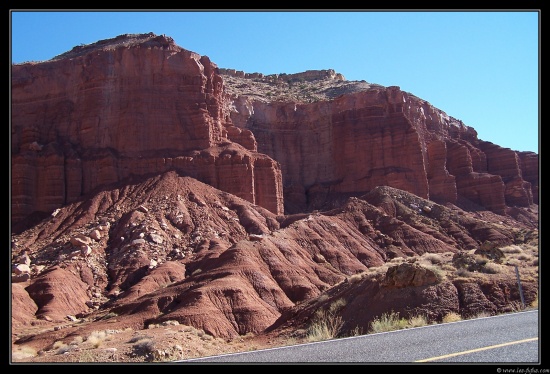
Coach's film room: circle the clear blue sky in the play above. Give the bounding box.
[10,10,539,153]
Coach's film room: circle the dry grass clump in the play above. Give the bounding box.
[51,339,77,355]
[132,338,155,355]
[70,336,84,345]
[317,293,330,302]
[181,325,204,335]
[530,295,539,308]
[87,330,107,348]
[328,298,347,313]
[441,263,456,272]
[407,315,430,328]
[348,273,363,283]
[52,340,66,350]
[506,258,522,267]
[473,311,492,318]
[128,334,153,344]
[306,298,347,342]
[369,311,428,333]
[306,310,344,342]
[481,262,503,274]
[422,253,444,265]
[515,253,534,262]
[425,264,447,282]
[455,267,474,278]
[500,244,524,254]
[442,312,462,323]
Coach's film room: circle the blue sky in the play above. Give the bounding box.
[10,10,539,153]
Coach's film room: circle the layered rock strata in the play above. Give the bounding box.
[11,32,538,227]
[11,33,284,226]
[225,80,538,214]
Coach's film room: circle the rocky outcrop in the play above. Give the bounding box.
[11,33,538,226]
[10,171,537,341]
[225,82,538,215]
[24,266,90,322]
[219,68,345,82]
[11,33,284,228]
[518,151,539,204]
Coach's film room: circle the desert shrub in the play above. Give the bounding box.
[161,320,180,326]
[132,338,155,355]
[482,262,502,274]
[506,258,521,267]
[182,325,196,333]
[328,298,347,314]
[455,267,473,278]
[474,255,488,266]
[99,312,118,320]
[52,340,66,350]
[500,245,523,254]
[348,273,363,283]
[70,336,84,345]
[507,301,525,312]
[423,253,444,265]
[442,312,462,323]
[346,325,364,337]
[473,311,492,318]
[317,294,329,303]
[441,263,456,272]
[407,314,429,328]
[77,350,109,363]
[389,256,405,264]
[530,294,539,308]
[368,311,428,333]
[306,301,347,342]
[369,311,409,333]
[516,253,532,261]
[426,265,446,282]
[128,335,153,344]
[87,331,107,348]
[306,309,344,342]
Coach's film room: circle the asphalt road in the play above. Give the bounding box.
[176,310,540,364]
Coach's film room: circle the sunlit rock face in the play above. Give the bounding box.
[11,32,537,227]
[11,33,284,225]
[227,83,537,214]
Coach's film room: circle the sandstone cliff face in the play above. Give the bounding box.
[11,33,538,226]
[226,84,537,215]
[11,33,284,226]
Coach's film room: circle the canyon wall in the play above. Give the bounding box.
[11,33,538,226]
[11,33,284,226]
[227,85,537,215]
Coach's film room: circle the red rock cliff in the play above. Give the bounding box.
[11,33,284,225]
[11,33,538,226]
[227,84,537,214]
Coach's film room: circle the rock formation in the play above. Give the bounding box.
[10,33,538,360]
[11,33,284,229]
[224,81,537,215]
[10,170,538,343]
[12,32,537,228]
